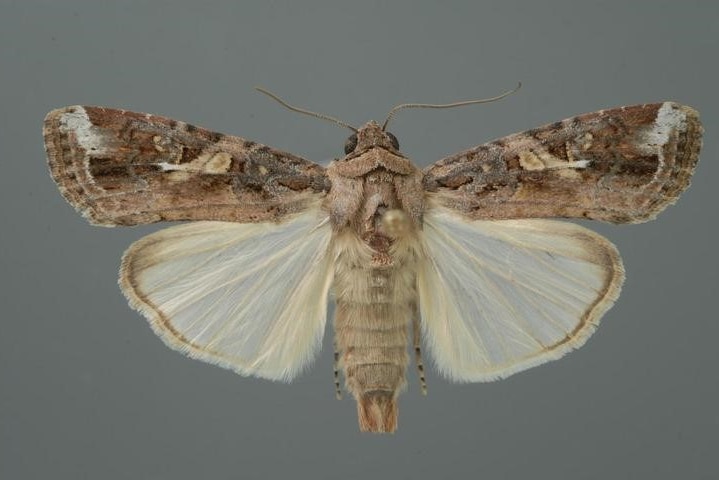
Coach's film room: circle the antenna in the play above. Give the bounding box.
[382,82,522,130]
[255,87,358,133]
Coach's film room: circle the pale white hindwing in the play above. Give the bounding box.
[120,208,334,382]
[417,204,625,382]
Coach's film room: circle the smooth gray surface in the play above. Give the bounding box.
[1,2,717,479]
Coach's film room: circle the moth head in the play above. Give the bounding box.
[344,121,400,155]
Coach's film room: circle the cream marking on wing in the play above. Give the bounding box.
[518,151,545,170]
[158,151,233,177]
[518,150,591,172]
[152,135,166,152]
[166,171,192,182]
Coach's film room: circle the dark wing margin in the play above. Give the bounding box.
[423,102,702,223]
[44,106,330,226]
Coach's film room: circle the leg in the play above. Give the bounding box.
[334,341,342,400]
[412,315,427,395]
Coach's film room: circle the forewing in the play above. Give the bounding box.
[120,207,334,381]
[424,102,702,223]
[44,106,329,226]
[417,204,624,382]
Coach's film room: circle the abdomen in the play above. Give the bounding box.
[332,233,418,433]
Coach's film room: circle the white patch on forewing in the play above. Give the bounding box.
[567,159,591,168]
[653,102,687,144]
[639,102,687,177]
[157,162,178,171]
[554,159,590,179]
[59,107,109,154]
[639,102,686,155]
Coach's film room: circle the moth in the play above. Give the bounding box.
[44,94,702,433]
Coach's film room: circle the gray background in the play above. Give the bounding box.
[1,1,717,479]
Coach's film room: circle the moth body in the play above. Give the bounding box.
[328,122,425,432]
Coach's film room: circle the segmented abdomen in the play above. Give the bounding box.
[333,237,418,433]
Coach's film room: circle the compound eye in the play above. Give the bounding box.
[385,131,400,150]
[344,133,358,154]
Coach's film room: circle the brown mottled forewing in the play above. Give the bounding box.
[44,106,329,226]
[424,102,702,223]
